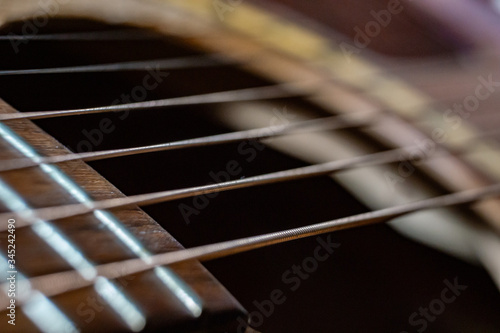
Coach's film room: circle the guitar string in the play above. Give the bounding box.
[0,37,497,131]
[0,67,497,123]
[0,143,482,231]
[0,74,494,122]
[0,108,498,174]
[0,62,497,175]
[0,51,490,77]
[0,54,239,76]
[0,26,499,312]
[0,37,497,333]
[0,83,306,121]
[1,29,498,122]
[0,7,498,331]
[0,112,375,172]
[0,29,164,41]
[0,33,497,229]
[1,30,497,75]
[1,183,499,308]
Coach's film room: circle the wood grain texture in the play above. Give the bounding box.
[0,1,499,332]
[0,100,247,332]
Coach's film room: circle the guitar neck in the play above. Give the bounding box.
[0,1,499,332]
[0,101,246,332]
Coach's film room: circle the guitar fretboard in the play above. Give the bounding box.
[1,1,500,332]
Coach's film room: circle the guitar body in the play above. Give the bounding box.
[0,1,499,332]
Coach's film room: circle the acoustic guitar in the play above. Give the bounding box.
[0,0,499,332]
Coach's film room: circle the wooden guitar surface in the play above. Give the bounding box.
[0,1,499,332]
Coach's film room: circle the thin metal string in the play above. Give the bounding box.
[2,183,498,308]
[1,30,497,76]
[0,71,495,123]
[0,77,484,123]
[0,28,497,322]
[0,29,163,41]
[0,54,236,76]
[0,145,458,231]
[0,108,497,174]
[0,47,496,124]
[0,112,375,172]
[0,27,498,309]
[0,83,305,121]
